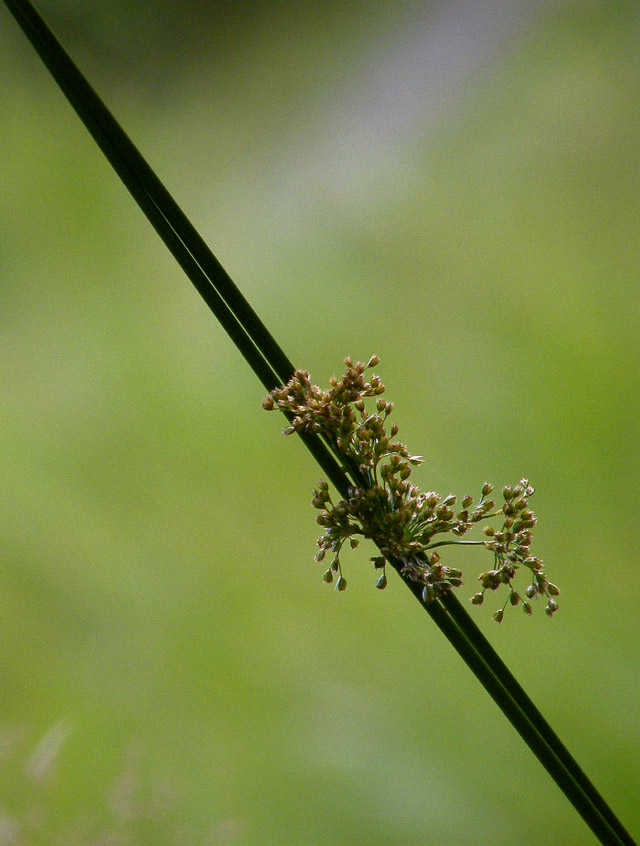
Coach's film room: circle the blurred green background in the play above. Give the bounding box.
[1,1,639,843]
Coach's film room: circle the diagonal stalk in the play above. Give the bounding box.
[3,1,636,843]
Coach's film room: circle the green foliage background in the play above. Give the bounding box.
[1,2,638,843]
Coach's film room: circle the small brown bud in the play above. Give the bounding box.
[336,575,347,591]
[375,573,387,590]
[493,609,504,623]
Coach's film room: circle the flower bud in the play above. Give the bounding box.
[336,575,347,591]
[482,482,493,496]
[492,609,504,623]
[375,573,387,590]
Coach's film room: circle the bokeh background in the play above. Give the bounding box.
[1,1,639,843]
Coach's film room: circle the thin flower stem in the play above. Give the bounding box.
[3,2,635,843]
[1,0,294,388]
[412,586,629,846]
[438,589,637,846]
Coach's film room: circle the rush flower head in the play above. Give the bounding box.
[264,357,558,621]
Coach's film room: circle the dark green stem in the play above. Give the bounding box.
[3,1,635,843]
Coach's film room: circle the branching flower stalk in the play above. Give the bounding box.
[7,3,636,841]
[264,356,559,621]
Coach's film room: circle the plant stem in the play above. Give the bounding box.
[3,1,635,843]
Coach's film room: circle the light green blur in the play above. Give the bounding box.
[1,2,638,844]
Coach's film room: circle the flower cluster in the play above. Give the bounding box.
[263,356,559,620]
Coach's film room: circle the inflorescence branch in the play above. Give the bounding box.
[263,356,559,621]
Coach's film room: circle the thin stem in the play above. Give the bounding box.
[439,590,636,846]
[1,0,353,501]
[3,2,635,843]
